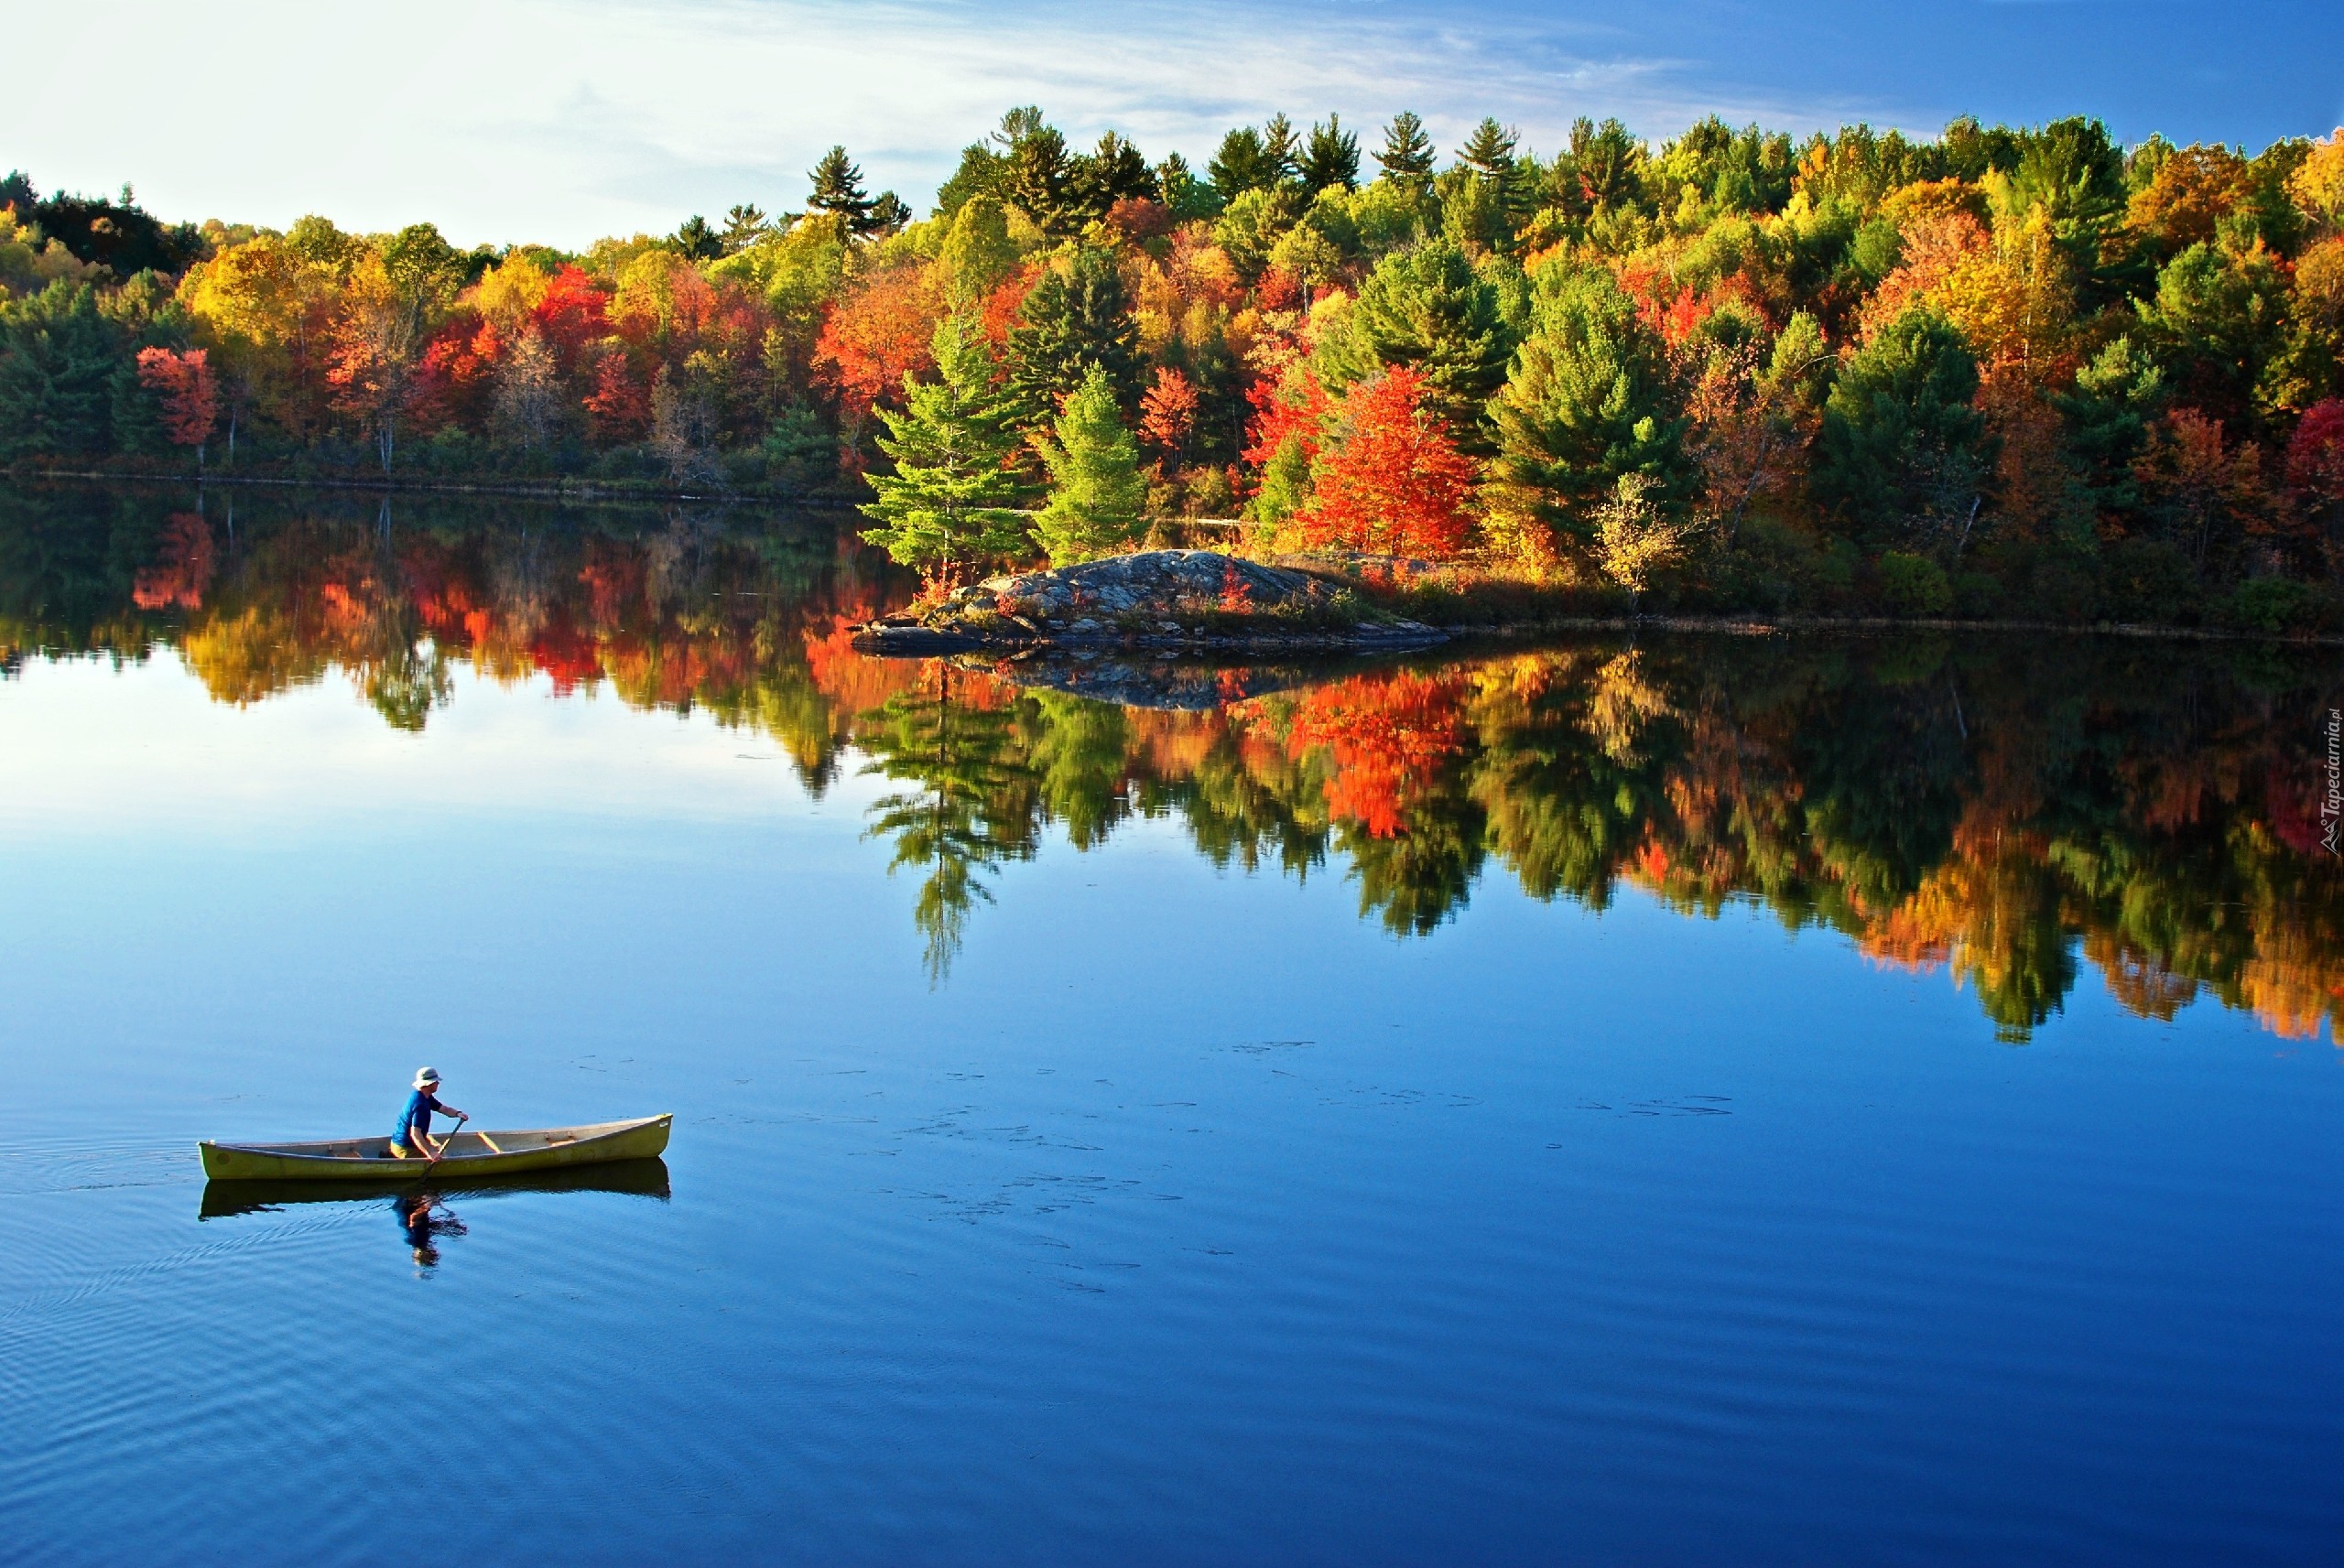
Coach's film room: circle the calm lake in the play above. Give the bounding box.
[4,483,2340,1565]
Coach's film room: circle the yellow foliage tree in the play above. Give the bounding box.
[2288,128,2344,229]
[179,234,341,451]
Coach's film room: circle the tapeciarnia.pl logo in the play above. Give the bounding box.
[2324,708,2341,855]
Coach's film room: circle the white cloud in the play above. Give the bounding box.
[1,0,1916,247]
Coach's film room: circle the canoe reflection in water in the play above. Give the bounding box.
[198,1159,672,1269]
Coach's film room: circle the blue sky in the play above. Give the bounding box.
[7,0,2340,248]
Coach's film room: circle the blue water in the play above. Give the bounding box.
[4,521,2343,1562]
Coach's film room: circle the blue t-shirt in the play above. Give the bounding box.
[394,1089,446,1144]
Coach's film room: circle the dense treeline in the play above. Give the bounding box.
[5,486,2336,1033]
[5,107,2344,624]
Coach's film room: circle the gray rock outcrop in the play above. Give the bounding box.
[853,549,1448,656]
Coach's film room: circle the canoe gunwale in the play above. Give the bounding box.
[199,1114,671,1182]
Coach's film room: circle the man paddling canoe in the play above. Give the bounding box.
[389,1067,469,1161]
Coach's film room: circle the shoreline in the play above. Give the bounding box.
[852,547,2344,656]
[857,611,2344,658]
[1438,611,2344,648]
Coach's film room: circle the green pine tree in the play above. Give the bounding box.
[1003,246,1140,437]
[671,214,722,261]
[999,123,1074,235]
[858,666,1040,984]
[1314,238,1515,449]
[1301,115,1362,193]
[1208,126,1279,200]
[1261,114,1303,186]
[858,316,1027,582]
[1548,118,1647,219]
[1486,262,1691,546]
[934,142,1006,218]
[1811,306,1990,547]
[1456,118,1519,179]
[808,146,878,234]
[2051,335,2165,523]
[1156,153,1221,221]
[1031,362,1146,565]
[719,204,769,253]
[0,282,124,460]
[1441,119,1534,253]
[1066,131,1157,227]
[1374,112,1438,188]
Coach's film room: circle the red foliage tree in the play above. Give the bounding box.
[583,347,652,443]
[1138,367,1199,464]
[531,264,612,369]
[1241,360,1328,471]
[1617,265,1765,354]
[2289,399,2344,511]
[1253,266,1305,313]
[1104,198,1174,241]
[526,609,603,696]
[2137,406,2278,567]
[136,347,219,465]
[578,539,648,626]
[1292,367,1477,557]
[414,316,503,432]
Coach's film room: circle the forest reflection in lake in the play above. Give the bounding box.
[7,481,2340,1044]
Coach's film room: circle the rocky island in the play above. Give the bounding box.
[852,549,1450,656]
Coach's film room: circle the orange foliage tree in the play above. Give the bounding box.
[2136,407,2274,570]
[1291,366,1477,557]
[2126,146,2253,256]
[815,263,945,452]
[1138,366,1199,465]
[136,347,219,466]
[1859,211,1990,340]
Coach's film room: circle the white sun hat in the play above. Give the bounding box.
[413,1067,441,1088]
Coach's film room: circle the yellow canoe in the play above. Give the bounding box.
[199,1115,672,1182]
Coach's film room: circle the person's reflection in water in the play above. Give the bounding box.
[397,1194,467,1271]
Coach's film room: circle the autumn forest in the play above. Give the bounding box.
[5,106,2344,627]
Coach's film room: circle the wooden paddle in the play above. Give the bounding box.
[427,1113,469,1164]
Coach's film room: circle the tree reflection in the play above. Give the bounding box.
[844,639,2344,1042]
[7,483,2343,1041]
[859,665,1036,983]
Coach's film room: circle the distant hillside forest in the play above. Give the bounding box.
[5,108,2344,627]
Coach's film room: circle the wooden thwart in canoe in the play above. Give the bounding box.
[199,1115,672,1182]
